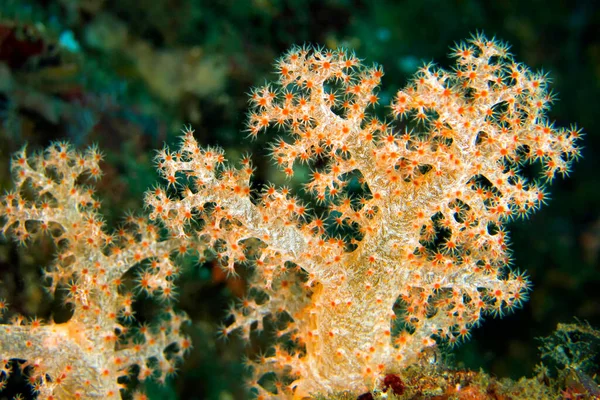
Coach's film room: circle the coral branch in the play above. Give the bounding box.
[0,143,191,399]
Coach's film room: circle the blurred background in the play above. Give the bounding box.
[0,0,598,398]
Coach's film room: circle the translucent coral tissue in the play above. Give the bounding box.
[0,33,581,399]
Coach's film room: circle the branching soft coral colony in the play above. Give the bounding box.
[230,34,579,397]
[0,33,581,399]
